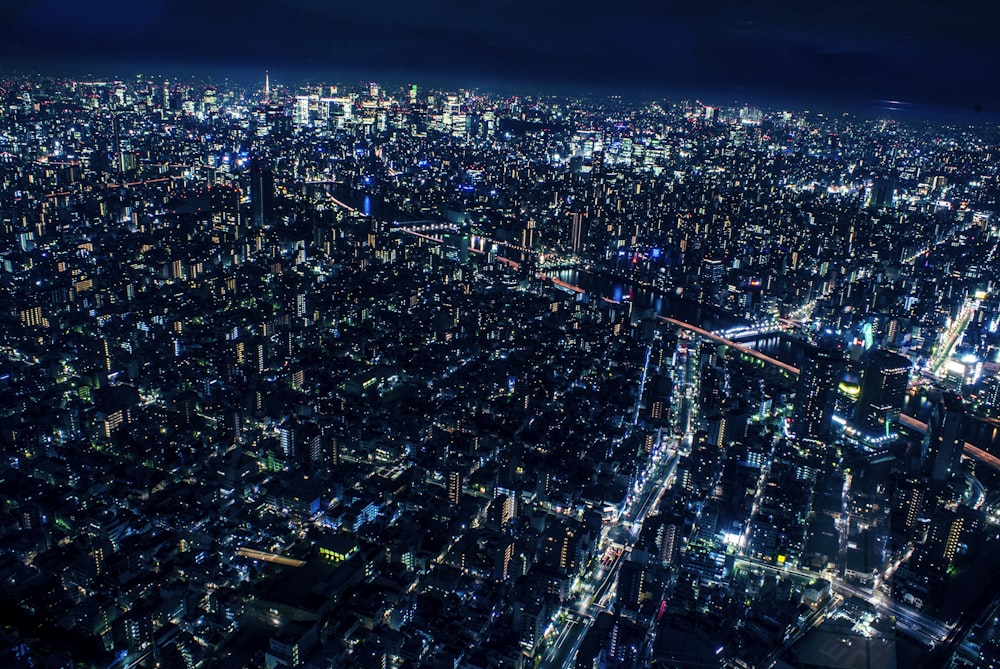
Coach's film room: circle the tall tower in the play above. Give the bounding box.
[924,391,966,482]
[248,157,275,228]
[264,70,270,103]
[113,115,125,177]
[569,212,586,254]
[793,346,844,441]
[856,349,911,435]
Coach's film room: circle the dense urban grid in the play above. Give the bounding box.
[2,73,1000,669]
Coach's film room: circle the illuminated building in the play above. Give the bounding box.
[856,349,911,435]
[317,535,359,563]
[793,346,844,442]
[891,475,925,538]
[447,470,462,505]
[293,95,311,127]
[540,522,580,575]
[703,258,725,283]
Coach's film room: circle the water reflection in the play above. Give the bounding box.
[553,268,742,333]
[903,389,1000,452]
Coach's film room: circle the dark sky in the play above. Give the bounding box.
[2,0,999,113]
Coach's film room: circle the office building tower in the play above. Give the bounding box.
[248,157,275,227]
[924,391,966,482]
[856,349,911,435]
[293,95,311,127]
[793,346,844,441]
[112,115,126,176]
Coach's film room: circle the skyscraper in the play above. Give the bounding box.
[793,346,844,441]
[924,391,966,482]
[569,211,586,254]
[248,157,275,227]
[856,349,911,435]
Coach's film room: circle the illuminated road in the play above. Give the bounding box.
[632,344,654,429]
[735,555,951,648]
[540,553,623,669]
[538,336,680,668]
[538,447,679,669]
[927,296,978,376]
[235,547,306,567]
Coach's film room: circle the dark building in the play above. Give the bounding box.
[924,391,966,482]
[615,560,646,617]
[856,349,911,435]
[793,346,844,442]
[870,174,897,209]
[248,156,275,227]
[890,474,925,539]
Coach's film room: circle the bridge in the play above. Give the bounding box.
[657,316,800,375]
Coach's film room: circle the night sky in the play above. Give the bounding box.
[3,0,1000,113]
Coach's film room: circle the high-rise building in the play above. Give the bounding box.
[703,258,725,283]
[540,522,579,575]
[615,560,645,616]
[793,346,844,441]
[924,391,966,482]
[655,515,683,565]
[856,349,911,435]
[292,95,308,126]
[447,470,462,505]
[569,212,586,254]
[891,474,925,538]
[248,157,275,227]
[921,508,974,571]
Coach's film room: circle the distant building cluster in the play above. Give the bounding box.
[1,73,1000,669]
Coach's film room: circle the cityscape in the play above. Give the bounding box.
[1,70,1000,669]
